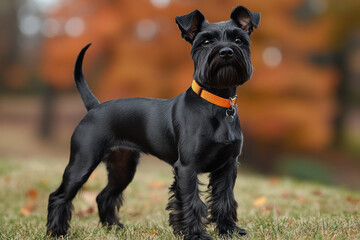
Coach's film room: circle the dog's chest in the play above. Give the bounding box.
[212,118,241,144]
[196,119,243,172]
[197,138,241,173]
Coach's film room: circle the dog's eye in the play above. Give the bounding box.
[235,38,242,44]
[202,39,211,46]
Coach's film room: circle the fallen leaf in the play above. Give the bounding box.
[76,206,95,217]
[87,206,94,214]
[20,204,37,216]
[260,205,282,214]
[148,181,166,189]
[253,196,266,206]
[296,197,309,204]
[312,189,323,196]
[269,177,280,186]
[151,231,157,235]
[281,191,298,199]
[27,188,38,201]
[4,176,11,184]
[20,207,30,216]
[346,195,360,204]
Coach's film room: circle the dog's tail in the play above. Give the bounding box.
[74,43,100,111]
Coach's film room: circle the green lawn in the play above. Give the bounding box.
[0,156,359,239]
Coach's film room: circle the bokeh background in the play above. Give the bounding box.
[0,0,359,188]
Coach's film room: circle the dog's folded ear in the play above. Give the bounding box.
[175,10,205,44]
[230,6,260,35]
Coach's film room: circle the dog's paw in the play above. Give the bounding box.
[184,232,213,240]
[103,221,124,231]
[233,226,247,236]
[113,221,124,230]
[46,229,67,238]
[219,225,247,237]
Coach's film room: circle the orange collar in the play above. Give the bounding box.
[191,80,237,108]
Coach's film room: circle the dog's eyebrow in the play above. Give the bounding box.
[225,29,250,45]
[225,29,244,38]
[196,31,220,40]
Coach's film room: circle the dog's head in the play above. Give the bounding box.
[176,6,260,89]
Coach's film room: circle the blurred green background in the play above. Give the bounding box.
[0,0,359,188]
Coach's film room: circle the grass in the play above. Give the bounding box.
[0,156,359,239]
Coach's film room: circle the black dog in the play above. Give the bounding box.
[46,5,260,240]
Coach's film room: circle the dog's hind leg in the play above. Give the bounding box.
[96,149,139,229]
[166,169,183,234]
[46,131,104,237]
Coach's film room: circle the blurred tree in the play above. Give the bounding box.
[0,0,23,90]
[327,0,360,153]
[307,0,360,151]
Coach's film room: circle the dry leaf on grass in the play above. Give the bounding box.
[20,204,37,216]
[259,204,282,214]
[4,176,11,184]
[76,206,95,218]
[269,177,280,186]
[296,197,310,204]
[346,195,360,204]
[27,188,38,200]
[312,189,323,196]
[253,196,266,206]
[281,190,298,198]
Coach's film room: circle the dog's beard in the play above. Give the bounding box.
[209,64,242,89]
[204,47,252,89]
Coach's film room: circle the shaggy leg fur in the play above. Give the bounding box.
[167,162,212,240]
[166,172,183,234]
[46,147,102,237]
[96,149,139,228]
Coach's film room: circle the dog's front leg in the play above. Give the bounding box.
[168,160,212,240]
[208,159,247,237]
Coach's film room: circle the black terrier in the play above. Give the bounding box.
[46,5,260,240]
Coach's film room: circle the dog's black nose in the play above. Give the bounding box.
[219,47,234,59]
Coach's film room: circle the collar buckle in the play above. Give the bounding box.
[229,96,237,108]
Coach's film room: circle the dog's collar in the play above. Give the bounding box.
[191,80,237,108]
